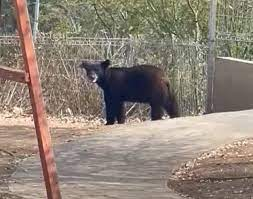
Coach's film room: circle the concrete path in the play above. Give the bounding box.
[9,110,253,199]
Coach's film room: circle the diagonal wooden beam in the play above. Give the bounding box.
[0,65,30,83]
[13,0,62,199]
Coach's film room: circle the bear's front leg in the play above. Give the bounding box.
[104,94,116,125]
[105,103,116,125]
[116,102,126,124]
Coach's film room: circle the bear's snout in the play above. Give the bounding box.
[87,72,98,83]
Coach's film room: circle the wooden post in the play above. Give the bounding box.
[13,0,62,198]
[206,0,217,113]
[0,65,30,83]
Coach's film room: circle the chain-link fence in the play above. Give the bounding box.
[216,0,253,60]
[0,35,207,119]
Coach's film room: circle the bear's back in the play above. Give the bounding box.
[104,65,168,103]
[107,65,165,82]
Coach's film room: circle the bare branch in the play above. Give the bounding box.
[92,3,113,38]
[186,0,197,16]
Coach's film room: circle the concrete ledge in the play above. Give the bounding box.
[213,57,253,112]
[218,57,253,65]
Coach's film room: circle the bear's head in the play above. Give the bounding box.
[79,59,111,83]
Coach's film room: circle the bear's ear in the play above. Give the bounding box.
[101,59,111,68]
[79,61,88,69]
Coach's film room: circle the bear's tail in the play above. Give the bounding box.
[165,81,180,118]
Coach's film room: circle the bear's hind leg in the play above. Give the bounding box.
[150,104,163,120]
[163,99,179,118]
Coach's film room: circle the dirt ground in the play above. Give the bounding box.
[0,112,106,199]
[168,138,253,199]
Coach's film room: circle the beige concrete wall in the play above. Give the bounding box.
[213,57,253,112]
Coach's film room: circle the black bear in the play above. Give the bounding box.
[80,59,179,125]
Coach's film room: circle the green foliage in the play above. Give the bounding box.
[34,0,209,40]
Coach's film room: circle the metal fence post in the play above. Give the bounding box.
[206,0,217,113]
[33,0,40,40]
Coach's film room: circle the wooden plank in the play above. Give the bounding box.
[0,65,29,83]
[13,1,62,199]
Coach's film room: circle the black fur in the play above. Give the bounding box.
[80,60,179,125]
